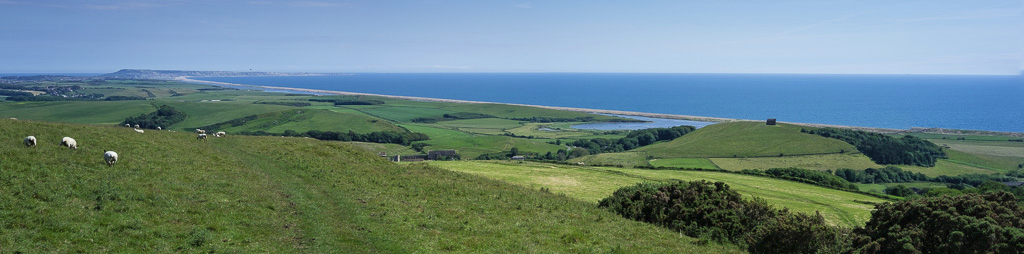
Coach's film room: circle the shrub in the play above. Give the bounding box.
[853,192,1024,253]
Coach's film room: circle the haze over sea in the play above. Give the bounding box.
[196,73,1024,133]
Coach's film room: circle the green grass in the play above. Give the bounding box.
[902,160,1000,177]
[944,149,1024,172]
[400,124,564,159]
[0,119,737,253]
[354,106,455,123]
[649,158,720,169]
[0,101,157,125]
[907,133,1021,141]
[570,152,652,167]
[507,123,603,139]
[855,182,949,194]
[636,122,856,158]
[709,153,883,171]
[208,109,404,134]
[431,161,888,227]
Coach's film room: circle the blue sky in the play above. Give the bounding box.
[1,0,1021,74]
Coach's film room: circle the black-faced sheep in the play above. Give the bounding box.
[24,136,36,147]
[157,126,162,130]
[197,133,208,140]
[134,124,140,128]
[196,129,206,134]
[215,131,226,137]
[125,124,131,127]
[60,137,77,150]
[104,151,118,167]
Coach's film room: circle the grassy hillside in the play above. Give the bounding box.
[1,119,736,252]
[431,161,889,227]
[636,121,856,158]
[197,109,405,134]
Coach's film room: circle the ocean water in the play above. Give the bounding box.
[196,73,1024,133]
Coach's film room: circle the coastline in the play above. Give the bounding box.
[177,77,1021,137]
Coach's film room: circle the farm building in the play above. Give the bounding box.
[766,118,777,125]
[427,150,458,160]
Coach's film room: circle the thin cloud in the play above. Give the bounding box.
[290,1,351,7]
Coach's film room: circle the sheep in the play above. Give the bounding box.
[196,129,206,134]
[125,123,131,127]
[134,124,140,128]
[60,137,77,150]
[197,133,208,140]
[24,136,36,147]
[134,128,144,133]
[104,151,118,167]
[215,131,226,137]
[157,126,162,130]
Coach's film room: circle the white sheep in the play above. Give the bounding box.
[104,151,118,167]
[125,124,131,127]
[134,128,145,133]
[197,133,208,140]
[24,136,36,147]
[215,131,226,137]
[196,129,206,134]
[134,124,140,128]
[157,126,162,130]
[60,137,77,150]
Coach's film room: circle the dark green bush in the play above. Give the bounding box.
[854,192,1024,253]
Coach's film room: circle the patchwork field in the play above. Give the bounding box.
[648,158,719,169]
[430,161,889,227]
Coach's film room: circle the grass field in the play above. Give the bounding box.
[430,161,889,227]
[569,152,652,167]
[636,121,856,158]
[0,119,737,253]
[399,124,564,159]
[0,101,157,125]
[208,109,404,134]
[709,153,882,171]
[855,182,949,194]
[649,158,720,169]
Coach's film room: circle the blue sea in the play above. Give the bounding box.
[195,73,1024,133]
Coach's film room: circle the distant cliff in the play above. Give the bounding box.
[100,69,327,80]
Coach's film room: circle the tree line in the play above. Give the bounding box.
[803,128,946,167]
[570,125,696,154]
[241,129,429,146]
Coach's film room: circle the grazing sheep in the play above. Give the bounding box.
[125,124,131,127]
[196,129,206,134]
[60,137,77,150]
[134,124,140,128]
[134,128,144,133]
[24,136,36,147]
[157,126,162,130]
[197,133,208,140]
[215,131,226,137]
[104,151,118,167]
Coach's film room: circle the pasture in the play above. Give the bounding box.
[0,119,735,253]
[431,160,889,227]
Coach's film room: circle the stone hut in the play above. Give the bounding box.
[766,118,777,125]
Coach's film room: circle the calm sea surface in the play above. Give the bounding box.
[196,73,1024,133]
